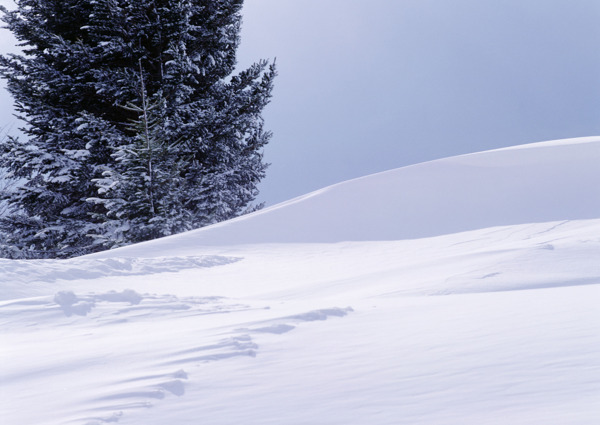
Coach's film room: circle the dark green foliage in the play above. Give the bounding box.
[0,0,275,258]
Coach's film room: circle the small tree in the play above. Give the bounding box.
[0,0,276,258]
[89,62,190,248]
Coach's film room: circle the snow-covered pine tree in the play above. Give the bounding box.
[0,0,275,258]
[89,62,190,247]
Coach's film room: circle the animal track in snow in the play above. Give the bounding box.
[161,334,259,367]
[1,289,353,425]
[0,289,249,329]
[237,307,354,336]
[83,370,189,424]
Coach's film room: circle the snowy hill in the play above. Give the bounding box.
[2,137,600,425]
[86,136,600,252]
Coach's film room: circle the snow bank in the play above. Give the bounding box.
[92,136,600,257]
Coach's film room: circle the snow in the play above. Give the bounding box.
[83,136,600,252]
[2,136,600,424]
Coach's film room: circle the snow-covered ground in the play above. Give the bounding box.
[2,137,600,424]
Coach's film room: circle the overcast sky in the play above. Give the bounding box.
[1,1,599,205]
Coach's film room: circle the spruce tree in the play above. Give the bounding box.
[0,0,276,258]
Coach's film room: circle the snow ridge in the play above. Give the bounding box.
[0,255,240,296]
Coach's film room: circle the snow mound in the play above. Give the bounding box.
[93,136,600,257]
[3,137,600,425]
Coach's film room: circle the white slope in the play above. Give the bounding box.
[83,135,600,254]
[2,137,600,425]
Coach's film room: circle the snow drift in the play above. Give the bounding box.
[90,136,600,257]
[2,137,600,425]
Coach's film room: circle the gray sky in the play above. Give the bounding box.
[1,0,599,205]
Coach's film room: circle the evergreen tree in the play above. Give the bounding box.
[0,0,275,258]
